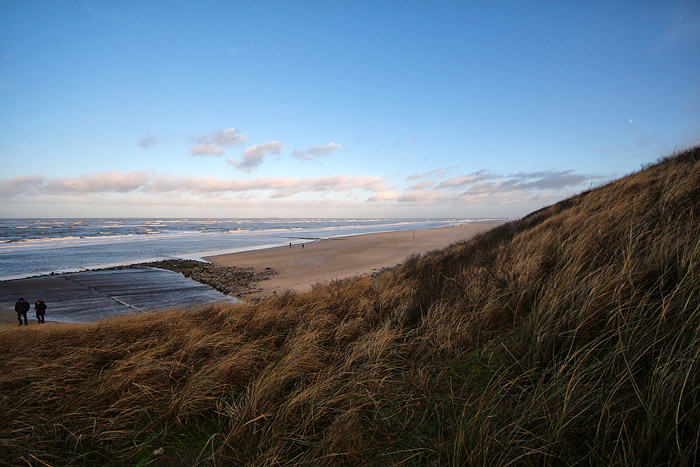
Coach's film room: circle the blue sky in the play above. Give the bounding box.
[1,1,699,218]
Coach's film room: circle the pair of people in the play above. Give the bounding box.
[14,298,47,326]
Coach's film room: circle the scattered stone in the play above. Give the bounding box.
[118,259,277,298]
[1,259,277,300]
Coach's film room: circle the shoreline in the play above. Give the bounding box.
[1,219,502,282]
[1,222,504,325]
[206,222,503,299]
[0,220,506,284]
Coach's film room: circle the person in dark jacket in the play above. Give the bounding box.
[15,298,29,326]
[35,300,47,324]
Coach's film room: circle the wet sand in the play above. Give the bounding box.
[0,268,239,327]
[207,222,502,298]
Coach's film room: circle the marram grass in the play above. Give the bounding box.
[1,147,699,466]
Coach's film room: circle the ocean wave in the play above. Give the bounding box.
[0,219,491,278]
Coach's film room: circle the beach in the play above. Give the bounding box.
[0,268,239,327]
[206,222,502,298]
[1,222,502,326]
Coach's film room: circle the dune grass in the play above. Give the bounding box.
[1,146,699,465]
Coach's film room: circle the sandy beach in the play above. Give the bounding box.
[206,222,502,298]
[1,222,502,326]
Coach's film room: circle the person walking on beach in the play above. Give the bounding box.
[35,300,47,324]
[15,298,29,326]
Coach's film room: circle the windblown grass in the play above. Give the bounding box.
[1,146,699,465]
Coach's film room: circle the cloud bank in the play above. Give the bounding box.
[0,171,388,199]
[0,165,606,218]
[369,168,604,207]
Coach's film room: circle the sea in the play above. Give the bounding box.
[0,218,502,281]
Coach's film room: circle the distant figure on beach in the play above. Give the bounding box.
[289,243,292,248]
[35,300,47,324]
[15,298,29,326]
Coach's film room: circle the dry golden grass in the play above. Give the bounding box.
[1,146,699,466]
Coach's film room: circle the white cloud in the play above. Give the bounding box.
[0,176,45,197]
[395,190,455,204]
[0,192,418,218]
[368,190,401,201]
[366,166,604,211]
[200,128,244,146]
[228,141,282,172]
[269,175,387,198]
[291,142,341,161]
[368,189,453,205]
[190,128,245,156]
[148,175,293,194]
[190,144,224,156]
[44,172,152,194]
[0,171,388,200]
[407,181,435,191]
[0,165,608,218]
[406,167,453,180]
[429,169,601,196]
[436,171,494,189]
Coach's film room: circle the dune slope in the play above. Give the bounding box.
[1,147,699,466]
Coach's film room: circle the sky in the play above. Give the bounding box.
[1,1,699,219]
